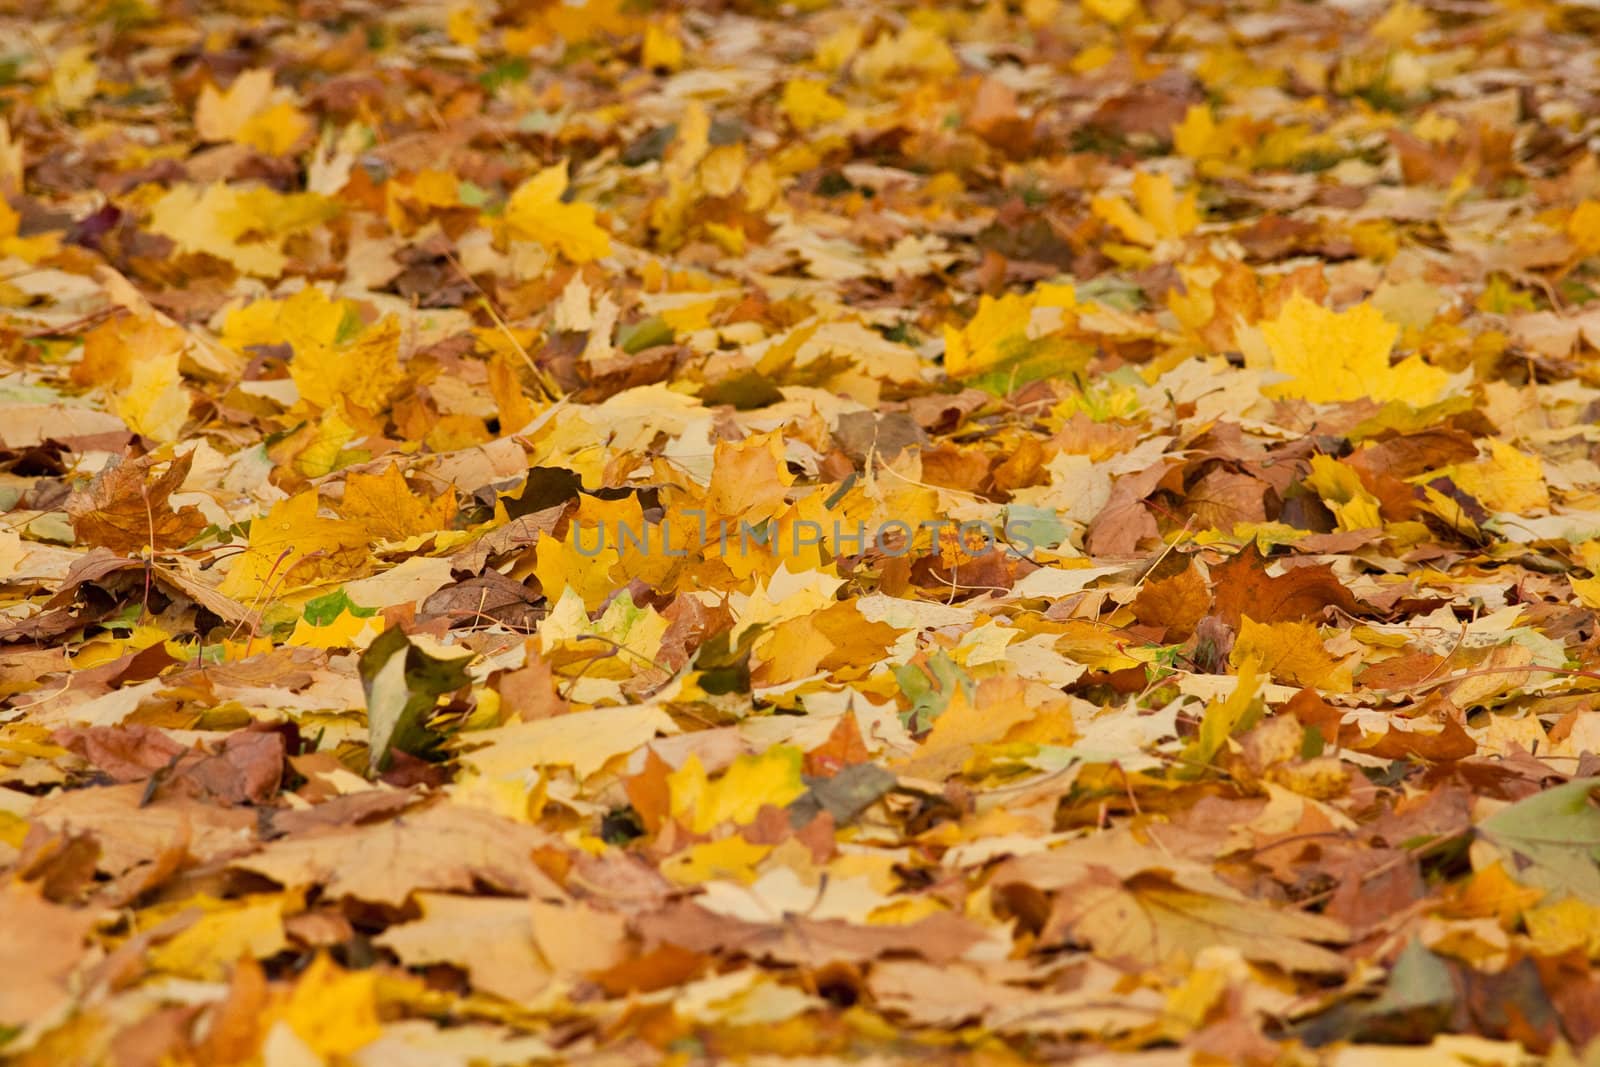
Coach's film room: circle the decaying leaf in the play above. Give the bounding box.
[66,451,206,554]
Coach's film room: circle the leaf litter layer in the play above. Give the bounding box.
[5,0,1600,1063]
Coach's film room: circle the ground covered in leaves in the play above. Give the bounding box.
[8,0,1600,1063]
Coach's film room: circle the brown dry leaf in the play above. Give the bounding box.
[493,642,571,722]
[0,881,97,1025]
[1208,545,1363,629]
[53,723,183,782]
[867,960,1031,1028]
[66,451,206,555]
[1045,869,1350,975]
[375,893,551,1003]
[232,802,565,907]
[31,783,258,879]
[528,898,630,974]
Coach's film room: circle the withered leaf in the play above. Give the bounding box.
[1209,544,1364,630]
[66,450,206,555]
[232,803,566,908]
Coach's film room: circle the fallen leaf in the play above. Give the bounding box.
[0,881,96,1025]
[232,803,565,908]
[502,161,611,263]
[66,451,206,555]
[1479,777,1600,905]
[1230,617,1354,692]
[670,746,808,834]
[375,893,550,1003]
[359,626,473,773]
[1046,869,1350,974]
[1251,293,1450,405]
[337,464,456,542]
[217,490,368,602]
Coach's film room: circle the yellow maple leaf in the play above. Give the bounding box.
[1372,0,1431,44]
[1431,439,1549,514]
[669,747,807,834]
[535,529,619,613]
[286,607,383,650]
[48,44,99,110]
[853,26,959,88]
[943,292,1033,379]
[115,347,190,443]
[503,161,611,263]
[237,101,311,156]
[219,491,369,603]
[1230,616,1353,692]
[1445,861,1544,924]
[780,78,848,130]
[1572,575,1600,611]
[1304,454,1382,532]
[0,198,58,262]
[1084,0,1141,24]
[533,494,669,611]
[1091,171,1199,248]
[1525,896,1600,957]
[73,312,190,441]
[895,676,1038,781]
[707,430,795,522]
[1179,660,1264,776]
[289,313,405,413]
[754,614,837,686]
[1173,105,1227,162]
[147,182,337,278]
[1568,200,1600,257]
[662,836,773,885]
[75,312,182,390]
[339,464,456,542]
[148,895,287,980]
[944,291,1090,387]
[200,67,266,130]
[813,24,863,71]
[221,285,346,352]
[195,69,309,155]
[1255,292,1449,405]
[275,954,381,1057]
[278,404,361,479]
[642,19,684,70]
[515,0,637,48]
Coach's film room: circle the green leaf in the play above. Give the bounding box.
[1479,776,1600,905]
[893,650,972,734]
[1003,505,1068,554]
[358,626,473,775]
[302,587,376,626]
[334,304,366,344]
[1301,724,1325,760]
[1363,940,1455,1018]
[618,314,674,354]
